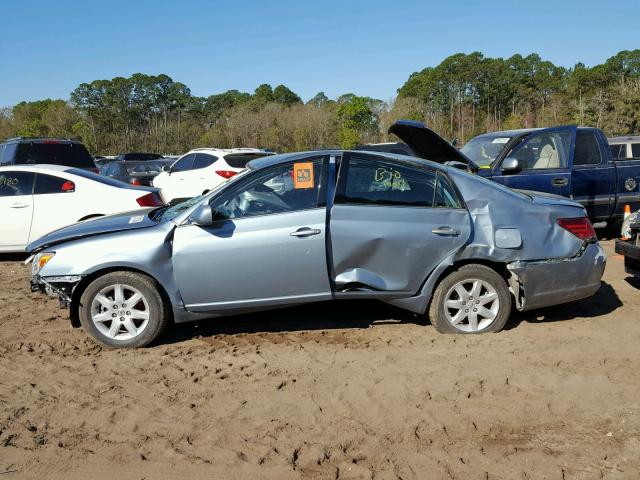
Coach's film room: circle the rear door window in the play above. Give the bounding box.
[193,153,217,170]
[0,171,35,196]
[172,154,195,172]
[632,144,640,158]
[14,142,95,168]
[336,156,441,207]
[574,132,602,166]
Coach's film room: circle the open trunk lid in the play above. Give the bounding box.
[388,120,479,171]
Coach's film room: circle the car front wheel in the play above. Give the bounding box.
[79,271,169,348]
[429,264,511,334]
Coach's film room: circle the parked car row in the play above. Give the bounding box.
[4,123,639,348]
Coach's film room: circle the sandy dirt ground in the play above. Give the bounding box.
[0,239,639,479]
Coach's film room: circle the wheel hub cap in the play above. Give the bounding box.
[443,278,500,332]
[90,283,150,340]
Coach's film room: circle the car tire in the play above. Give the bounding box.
[428,264,511,334]
[78,271,169,348]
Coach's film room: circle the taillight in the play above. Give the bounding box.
[131,179,142,186]
[136,192,164,207]
[61,180,75,192]
[557,217,596,241]
[215,170,237,179]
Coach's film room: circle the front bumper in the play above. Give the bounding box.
[30,275,83,307]
[615,236,640,276]
[508,242,606,311]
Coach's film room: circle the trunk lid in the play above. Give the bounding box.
[388,120,479,171]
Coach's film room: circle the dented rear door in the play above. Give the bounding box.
[329,153,471,294]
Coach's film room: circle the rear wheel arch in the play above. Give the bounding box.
[428,261,513,333]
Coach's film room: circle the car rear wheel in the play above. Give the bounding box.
[79,271,169,348]
[429,264,511,334]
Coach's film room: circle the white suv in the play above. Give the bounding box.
[153,148,273,203]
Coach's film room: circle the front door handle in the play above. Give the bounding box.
[10,202,29,209]
[552,177,568,186]
[290,227,321,237]
[432,226,460,236]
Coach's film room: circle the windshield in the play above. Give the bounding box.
[151,168,252,222]
[461,136,513,168]
[151,195,205,222]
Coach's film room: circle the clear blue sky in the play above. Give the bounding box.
[1,0,639,107]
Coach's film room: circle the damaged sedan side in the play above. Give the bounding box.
[27,145,605,348]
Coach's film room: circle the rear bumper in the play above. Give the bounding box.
[508,242,606,311]
[615,238,640,275]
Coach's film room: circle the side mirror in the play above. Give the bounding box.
[501,157,521,173]
[162,165,171,174]
[189,204,213,226]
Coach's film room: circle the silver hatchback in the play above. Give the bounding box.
[28,131,605,348]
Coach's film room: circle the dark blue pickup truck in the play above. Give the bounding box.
[391,122,640,227]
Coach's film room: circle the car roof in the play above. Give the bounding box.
[0,164,69,172]
[187,147,271,155]
[247,149,452,173]
[1,137,82,144]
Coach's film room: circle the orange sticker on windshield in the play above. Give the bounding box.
[293,162,314,189]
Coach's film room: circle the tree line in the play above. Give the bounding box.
[1,49,639,155]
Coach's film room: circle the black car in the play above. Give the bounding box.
[99,159,174,186]
[615,217,640,276]
[0,137,98,172]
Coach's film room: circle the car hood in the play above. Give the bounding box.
[27,208,159,253]
[388,120,479,171]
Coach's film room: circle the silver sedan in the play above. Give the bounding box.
[28,131,605,348]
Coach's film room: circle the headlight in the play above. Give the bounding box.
[32,252,55,276]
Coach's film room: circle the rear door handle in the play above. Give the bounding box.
[552,177,568,186]
[290,227,322,237]
[9,202,29,209]
[432,226,460,236]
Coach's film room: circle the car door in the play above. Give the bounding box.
[329,153,471,295]
[172,155,332,311]
[161,154,195,201]
[571,130,615,221]
[491,126,576,198]
[30,172,80,241]
[189,153,218,195]
[0,170,35,250]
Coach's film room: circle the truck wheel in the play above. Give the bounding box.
[429,264,511,334]
[78,271,169,348]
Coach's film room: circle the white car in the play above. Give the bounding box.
[0,164,164,252]
[153,148,274,203]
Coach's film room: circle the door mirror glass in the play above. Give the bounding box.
[501,157,521,173]
[189,204,213,225]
